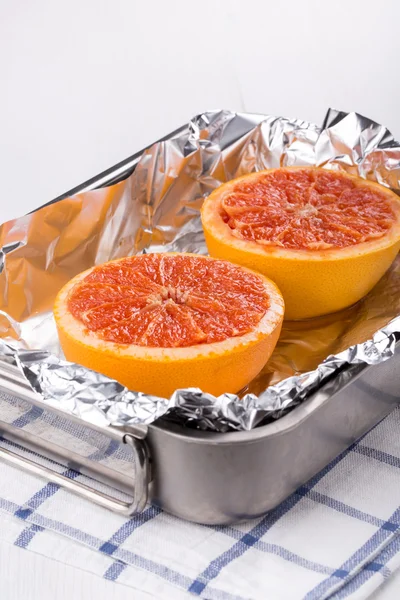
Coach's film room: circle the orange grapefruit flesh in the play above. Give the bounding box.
[54,253,284,398]
[201,167,400,319]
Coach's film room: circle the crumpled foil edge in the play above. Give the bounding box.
[1,314,399,432]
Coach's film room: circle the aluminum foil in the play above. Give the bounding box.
[0,108,400,432]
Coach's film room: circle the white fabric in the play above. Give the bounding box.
[1,389,400,600]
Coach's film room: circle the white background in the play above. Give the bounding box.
[1,0,400,224]
[1,1,400,598]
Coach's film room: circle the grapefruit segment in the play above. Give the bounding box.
[100,304,164,345]
[64,282,142,313]
[220,169,396,250]
[141,302,207,348]
[80,297,150,331]
[86,265,162,293]
[54,253,284,397]
[201,167,400,319]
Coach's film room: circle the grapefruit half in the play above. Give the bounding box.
[54,253,284,398]
[201,167,400,319]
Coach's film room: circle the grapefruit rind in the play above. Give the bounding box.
[201,167,400,320]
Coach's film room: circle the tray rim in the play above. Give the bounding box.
[0,356,373,444]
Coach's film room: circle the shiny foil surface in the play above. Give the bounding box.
[0,108,399,432]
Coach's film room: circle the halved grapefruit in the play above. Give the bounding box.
[54,253,284,398]
[201,167,400,319]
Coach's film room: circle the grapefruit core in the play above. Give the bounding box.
[54,253,284,398]
[201,167,400,319]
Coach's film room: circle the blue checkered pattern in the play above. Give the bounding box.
[1,391,400,599]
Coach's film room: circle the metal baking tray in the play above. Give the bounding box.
[0,119,399,525]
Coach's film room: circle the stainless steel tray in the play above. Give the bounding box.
[0,120,399,525]
[0,344,399,525]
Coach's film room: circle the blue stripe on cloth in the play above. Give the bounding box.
[7,435,119,549]
[0,435,82,533]
[104,560,127,581]
[295,487,398,531]
[0,495,200,595]
[87,439,119,462]
[106,545,246,600]
[11,406,44,428]
[376,537,400,574]
[14,469,80,519]
[246,539,335,577]
[100,505,161,556]
[13,468,80,548]
[188,500,302,596]
[353,445,400,469]
[14,524,44,548]
[329,536,400,599]
[0,436,70,469]
[189,440,360,596]
[100,504,162,587]
[305,505,400,599]
[211,525,334,576]
[1,392,131,458]
[0,497,21,513]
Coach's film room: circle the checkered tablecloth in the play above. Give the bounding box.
[1,390,400,600]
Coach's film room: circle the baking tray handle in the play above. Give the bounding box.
[0,433,149,517]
